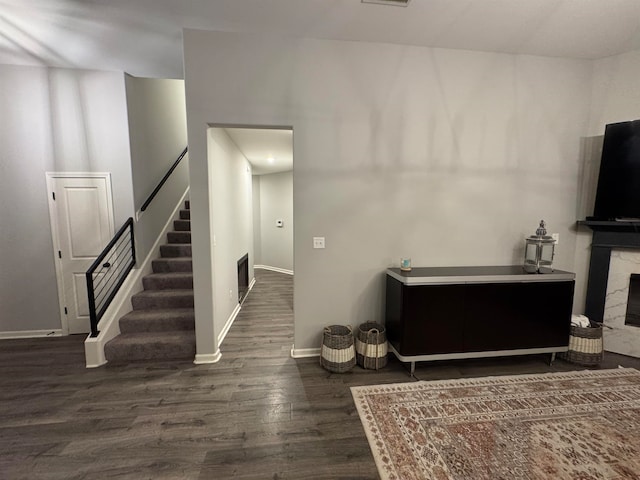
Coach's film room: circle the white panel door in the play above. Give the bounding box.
[48,174,114,334]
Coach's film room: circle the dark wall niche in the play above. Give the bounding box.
[625,274,640,327]
[238,253,249,304]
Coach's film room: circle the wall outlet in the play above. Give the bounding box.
[313,237,325,249]
[552,233,559,244]
[229,289,233,299]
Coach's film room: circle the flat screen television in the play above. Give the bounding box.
[592,119,640,221]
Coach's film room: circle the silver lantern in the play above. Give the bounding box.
[524,220,555,273]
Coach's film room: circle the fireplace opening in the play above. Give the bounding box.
[237,253,249,304]
[625,274,640,327]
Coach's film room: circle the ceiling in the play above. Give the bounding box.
[224,128,293,176]
[3,1,640,175]
[2,0,640,80]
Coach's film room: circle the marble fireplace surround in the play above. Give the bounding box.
[580,220,640,357]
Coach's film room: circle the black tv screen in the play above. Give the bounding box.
[592,119,640,221]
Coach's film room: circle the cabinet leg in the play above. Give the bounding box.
[411,361,415,377]
[549,352,556,366]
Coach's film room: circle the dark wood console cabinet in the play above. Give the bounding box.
[385,266,575,374]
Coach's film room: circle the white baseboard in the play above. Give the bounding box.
[0,329,63,340]
[84,187,190,368]
[254,265,294,275]
[291,345,321,358]
[218,304,241,346]
[217,277,256,346]
[194,350,222,364]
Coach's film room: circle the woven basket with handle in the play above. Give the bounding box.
[355,322,388,370]
[560,323,603,366]
[320,325,356,373]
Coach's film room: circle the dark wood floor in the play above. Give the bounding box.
[2,268,640,479]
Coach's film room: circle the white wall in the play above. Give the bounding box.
[255,171,293,271]
[0,65,134,334]
[183,31,593,351]
[125,75,189,261]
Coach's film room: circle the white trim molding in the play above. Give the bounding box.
[217,277,256,346]
[218,304,241,346]
[194,350,222,364]
[291,345,321,358]
[0,329,63,340]
[254,265,294,275]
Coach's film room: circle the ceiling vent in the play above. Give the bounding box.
[362,0,410,6]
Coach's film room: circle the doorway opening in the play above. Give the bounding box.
[207,125,293,349]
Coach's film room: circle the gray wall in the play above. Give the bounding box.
[183,31,595,351]
[184,31,595,352]
[254,171,293,271]
[125,75,188,261]
[0,65,134,333]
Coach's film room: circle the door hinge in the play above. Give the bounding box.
[58,250,62,259]
[64,307,68,315]
[52,192,56,201]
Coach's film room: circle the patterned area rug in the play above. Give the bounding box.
[351,369,640,480]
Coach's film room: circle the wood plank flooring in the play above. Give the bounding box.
[2,268,640,479]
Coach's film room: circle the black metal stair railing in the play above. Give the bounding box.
[86,218,136,337]
[140,146,188,212]
[85,146,187,337]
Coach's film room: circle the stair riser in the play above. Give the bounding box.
[152,259,193,273]
[179,209,190,220]
[167,232,191,244]
[120,318,195,334]
[160,244,192,258]
[173,219,190,231]
[185,200,190,210]
[132,295,194,310]
[142,276,193,290]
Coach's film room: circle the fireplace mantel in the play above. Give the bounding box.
[578,219,640,324]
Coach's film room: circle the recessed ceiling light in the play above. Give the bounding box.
[267,156,275,164]
[362,0,410,6]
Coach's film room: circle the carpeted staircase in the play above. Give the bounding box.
[104,200,195,363]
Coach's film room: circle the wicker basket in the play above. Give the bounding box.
[560,324,603,366]
[355,322,388,370]
[320,325,356,373]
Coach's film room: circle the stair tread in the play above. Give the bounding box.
[109,331,194,342]
[119,308,195,334]
[153,257,192,261]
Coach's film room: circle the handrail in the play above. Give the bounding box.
[86,217,136,337]
[140,146,188,212]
